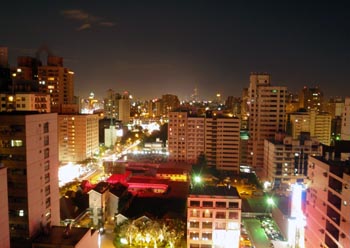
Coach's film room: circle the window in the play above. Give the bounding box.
[44,135,49,146]
[44,173,50,184]
[202,232,212,240]
[190,232,199,240]
[229,202,239,209]
[190,200,200,207]
[44,122,49,133]
[45,197,51,208]
[44,148,49,158]
[216,212,226,219]
[44,161,50,171]
[11,139,23,147]
[203,201,213,207]
[189,221,199,228]
[216,201,226,208]
[202,222,212,229]
[229,212,239,219]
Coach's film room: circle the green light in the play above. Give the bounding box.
[267,197,274,205]
[194,175,201,184]
[272,89,277,93]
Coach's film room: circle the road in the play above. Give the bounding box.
[243,218,272,248]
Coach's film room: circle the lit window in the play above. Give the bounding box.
[19,210,24,217]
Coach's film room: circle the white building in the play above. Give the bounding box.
[187,186,241,248]
[264,133,321,189]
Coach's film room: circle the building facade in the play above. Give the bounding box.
[264,133,321,189]
[305,155,350,248]
[341,97,350,140]
[0,166,10,248]
[187,186,242,248]
[0,93,50,112]
[299,86,324,112]
[0,112,60,248]
[246,73,287,178]
[168,111,240,172]
[38,56,74,112]
[205,117,241,171]
[289,109,332,146]
[58,114,99,162]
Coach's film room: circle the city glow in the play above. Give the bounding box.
[58,163,81,187]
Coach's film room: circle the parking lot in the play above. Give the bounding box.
[242,216,285,248]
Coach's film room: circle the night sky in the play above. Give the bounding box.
[1,1,350,100]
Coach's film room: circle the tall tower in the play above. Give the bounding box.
[0,112,60,248]
[341,97,350,140]
[38,56,74,112]
[119,91,131,125]
[0,47,8,68]
[247,73,287,178]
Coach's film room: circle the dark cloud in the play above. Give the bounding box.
[61,9,115,31]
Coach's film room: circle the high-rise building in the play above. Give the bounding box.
[289,109,332,146]
[341,97,350,140]
[58,114,99,163]
[104,89,120,119]
[168,111,240,172]
[187,185,241,248]
[160,94,180,117]
[305,142,350,248]
[246,73,287,178]
[119,91,131,125]
[264,132,321,189]
[0,47,8,68]
[299,86,324,112]
[168,111,205,164]
[38,56,74,112]
[16,56,42,81]
[0,112,60,248]
[0,166,10,248]
[205,116,241,171]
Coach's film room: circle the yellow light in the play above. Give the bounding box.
[8,96,14,101]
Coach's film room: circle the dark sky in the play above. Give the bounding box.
[1,1,350,100]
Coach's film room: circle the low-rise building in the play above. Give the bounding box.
[187,185,241,248]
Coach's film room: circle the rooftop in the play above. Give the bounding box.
[32,226,97,246]
[189,185,240,198]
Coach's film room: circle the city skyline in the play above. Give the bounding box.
[1,1,350,100]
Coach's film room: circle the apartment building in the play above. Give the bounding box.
[58,114,99,163]
[0,112,60,248]
[246,73,287,178]
[38,56,74,112]
[0,93,50,112]
[305,144,350,248]
[341,97,350,140]
[289,109,332,146]
[168,111,240,172]
[264,132,321,189]
[187,186,241,248]
[205,117,240,171]
[0,166,10,248]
